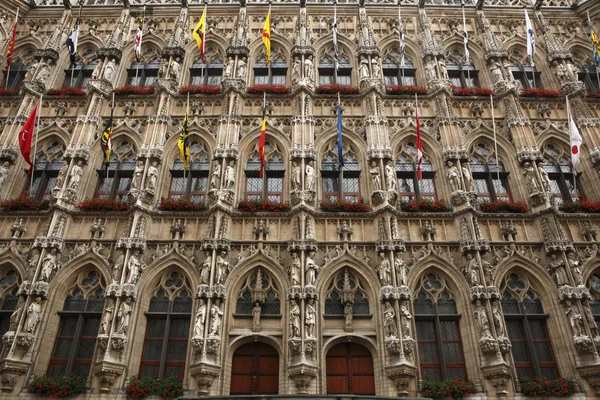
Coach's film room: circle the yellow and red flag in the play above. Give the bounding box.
[5,11,18,72]
[192,5,207,63]
[262,10,271,66]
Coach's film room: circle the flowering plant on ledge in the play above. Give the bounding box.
[386,85,427,95]
[479,200,529,213]
[320,199,372,212]
[77,198,128,212]
[453,86,494,97]
[316,84,360,95]
[237,199,290,212]
[178,85,221,95]
[126,376,183,399]
[0,87,17,96]
[559,200,600,213]
[247,84,290,94]
[520,88,561,98]
[159,197,207,212]
[401,199,449,212]
[114,85,154,96]
[519,377,576,397]
[588,90,600,98]
[0,195,50,211]
[46,87,87,96]
[27,375,87,398]
[421,378,476,399]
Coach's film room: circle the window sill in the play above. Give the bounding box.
[232,314,282,319]
[323,314,372,319]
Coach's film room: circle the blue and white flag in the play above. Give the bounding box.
[337,96,344,167]
[333,2,339,71]
[524,9,536,64]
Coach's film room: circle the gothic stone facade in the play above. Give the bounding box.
[0,0,600,398]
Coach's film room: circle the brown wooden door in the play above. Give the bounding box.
[326,343,375,395]
[230,342,279,395]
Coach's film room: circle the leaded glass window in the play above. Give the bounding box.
[321,143,361,202]
[189,46,224,86]
[319,48,352,86]
[0,269,20,354]
[244,142,285,201]
[63,48,99,92]
[235,268,281,316]
[254,48,287,85]
[169,141,210,202]
[501,273,558,379]
[48,270,105,377]
[540,144,582,206]
[508,50,541,89]
[382,50,416,86]
[469,143,510,202]
[396,142,436,202]
[414,272,466,381]
[324,269,370,316]
[95,141,137,202]
[587,273,600,333]
[140,271,192,378]
[24,141,65,201]
[6,50,35,90]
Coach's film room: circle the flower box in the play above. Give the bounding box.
[386,85,428,96]
[520,88,561,98]
[0,87,18,96]
[126,376,183,399]
[453,87,494,97]
[77,198,128,212]
[479,200,528,213]
[320,199,372,212]
[315,84,360,95]
[114,85,154,96]
[247,84,290,94]
[421,378,476,399]
[159,197,207,212]
[28,375,87,398]
[559,201,600,213]
[0,195,50,211]
[178,85,221,95]
[401,199,449,212]
[519,377,576,397]
[588,90,600,98]
[237,199,290,212]
[46,87,87,96]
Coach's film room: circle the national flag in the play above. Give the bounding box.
[100,115,113,172]
[462,5,470,65]
[568,102,583,171]
[18,103,39,175]
[178,110,190,170]
[192,5,207,63]
[336,97,344,167]
[524,9,535,63]
[398,7,405,66]
[588,12,600,66]
[5,11,18,73]
[415,98,423,181]
[262,10,271,66]
[259,107,267,178]
[66,15,81,67]
[332,3,339,71]
[134,10,144,62]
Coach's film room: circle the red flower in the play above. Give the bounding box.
[316,84,360,94]
[114,85,154,96]
[46,87,87,97]
[178,85,221,95]
[453,86,495,97]
[247,84,290,94]
[520,88,561,98]
[386,85,428,95]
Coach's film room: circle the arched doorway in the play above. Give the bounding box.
[326,342,375,395]
[230,342,279,394]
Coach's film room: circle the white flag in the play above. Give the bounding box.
[569,109,583,170]
[332,3,339,71]
[398,7,405,66]
[462,6,470,65]
[524,9,536,62]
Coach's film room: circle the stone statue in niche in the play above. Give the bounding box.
[125,250,145,285]
[464,254,480,286]
[146,161,158,191]
[100,300,114,335]
[291,161,301,191]
[0,161,10,193]
[215,251,230,284]
[211,161,221,188]
[359,57,370,80]
[115,298,132,335]
[582,300,599,336]
[40,248,58,282]
[252,303,261,332]
[9,305,22,331]
[305,252,319,286]
[224,57,234,78]
[103,59,116,81]
[567,252,584,286]
[195,299,207,337]
[24,297,42,333]
[305,298,316,338]
[546,254,568,287]
[372,57,381,79]
[462,165,474,192]
[395,256,407,286]
[289,253,301,286]
[385,161,397,191]
[565,301,585,337]
[582,222,598,242]
[538,165,551,193]
[304,55,314,81]
[225,161,236,189]
[169,57,181,81]
[305,161,315,191]
[446,161,462,192]
[383,302,397,338]
[473,300,492,338]
[209,299,223,336]
[400,302,412,338]
[492,301,506,337]
[376,252,392,286]
[344,302,353,331]
[370,161,382,191]
[199,251,211,284]
[290,300,301,338]
[421,221,436,241]
[131,161,144,190]
[10,218,26,238]
[338,221,353,241]
[237,58,247,79]
[67,161,84,190]
[90,219,105,239]
[522,162,539,193]
[292,57,301,78]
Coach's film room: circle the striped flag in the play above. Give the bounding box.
[100,109,113,173]
[333,2,339,71]
[5,9,18,73]
[193,4,207,63]
[462,4,470,65]
[415,96,423,181]
[134,7,145,62]
[262,9,271,66]
[588,12,600,66]
[524,9,535,64]
[398,5,405,66]
[178,110,190,170]
[337,95,344,167]
[66,11,81,67]
[259,101,267,178]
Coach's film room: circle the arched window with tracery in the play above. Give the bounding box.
[382,49,416,86]
[572,50,599,91]
[48,270,105,377]
[244,141,285,201]
[95,140,137,201]
[469,143,510,202]
[501,272,558,378]
[7,49,36,90]
[0,269,20,353]
[588,273,600,329]
[446,48,478,88]
[507,49,540,89]
[127,47,161,87]
[396,142,435,201]
[413,272,466,380]
[25,141,65,201]
[169,140,210,202]
[321,143,361,202]
[540,143,582,205]
[319,48,351,86]
[235,268,281,316]
[254,47,287,85]
[140,270,192,378]
[64,48,100,91]
[190,46,224,86]
[324,268,370,316]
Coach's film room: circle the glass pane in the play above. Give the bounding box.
[76,339,97,359]
[416,320,436,340]
[254,74,268,85]
[506,320,526,339]
[246,177,262,192]
[72,364,90,378]
[511,342,531,363]
[143,341,163,361]
[440,321,459,340]
[272,75,286,85]
[53,338,74,359]
[437,299,457,315]
[320,74,334,85]
[423,368,440,381]
[385,75,398,86]
[516,367,532,378]
[343,177,359,194]
[59,317,79,335]
[539,368,556,379]
[142,366,159,377]
[165,365,183,378]
[169,320,190,338]
[128,76,141,86]
[146,319,167,338]
[442,343,464,363]
[49,364,67,377]
[534,342,554,362]
[528,320,547,339]
[117,176,132,192]
[191,176,208,193]
[337,75,351,85]
[81,317,100,336]
[446,368,465,379]
[418,342,439,363]
[323,177,339,193]
[166,341,188,361]
[267,177,283,192]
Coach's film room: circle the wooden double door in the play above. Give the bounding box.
[230,342,279,394]
[326,343,375,395]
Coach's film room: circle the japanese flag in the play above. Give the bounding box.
[569,111,583,171]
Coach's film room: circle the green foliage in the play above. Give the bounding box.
[126,376,183,399]
[27,375,87,398]
[519,377,577,397]
[421,378,476,399]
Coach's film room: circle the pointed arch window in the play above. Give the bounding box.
[588,273,600,327]
[572,51,599,91]
[501,273,558,378]
[469,143,510,202]
[24,141,64,201]
[235,269,281,316]
[127,51,161,87]
[190,47,224,86]
[7,50,35,90]
[540,144,582,205]
[382,50,416,86]
[244,142,285,202]
[254,48,287,85]
[64,49,99,91]
[169,141,210,202]
[0,269,20,354]
[95,141,137,202]
[324,268,370,316]
[396,142,436,202]
[319,50,351,86]
[508,50,540,89]
[321,144,361,202]
[48,270,105,377]
[140,271,192,378]
[414,273,466,380]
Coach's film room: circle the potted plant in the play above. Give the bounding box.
[519,377,576,397]
[520,88,561,98]
[126,376,183,399]
[46,87,87,96]
[315,84,360,95]
[77,198,129,212]
[479,200,529,213]
[401,199,450,212]
[27,375,87,398]
[237,199,290,212]
[247,84,290,94]
[178,85,221,95]
[0,195,50,211]
[320,199,372,212]
[114,85,154,96]
[386,85,428,96]
[158,197,208,212]
[421,378,476,399]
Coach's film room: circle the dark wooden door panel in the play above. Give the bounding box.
[230,342,279,395]
[326,343,375,395]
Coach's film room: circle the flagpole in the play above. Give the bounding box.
[70,4,83,88]
[462,1,471,85]
[415,93,421,183]
[135,5,146,84]
[398,1,404,85]
[262,91,266,197]
[202,2,208,85]
[109,91,115,178]
[29,95,42,196]
[333,1,338,81]
[566,95,577,194]
[185,91,190,182]
[5,6,18,89]
[338,92,344,201]
[490,94,500,183]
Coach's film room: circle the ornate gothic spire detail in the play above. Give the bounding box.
[105,8,131,50]
[230,2,249,49]
[38,9,72,60]
[475,10,507,60]
[533,10,571,62]
[418,8,443,57]
[167,6,189,49]
[293,3,313,50]
[357,3,377,51]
